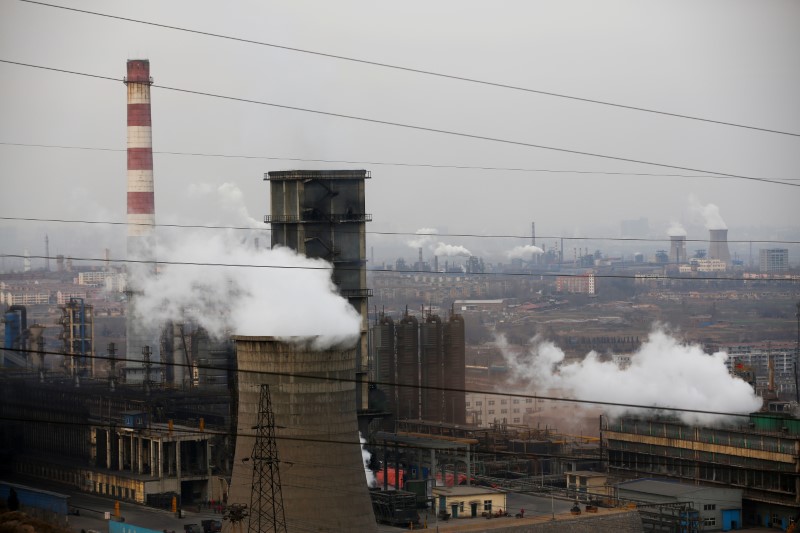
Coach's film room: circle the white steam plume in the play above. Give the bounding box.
[499,327,761,425]
[130,232,361,350]
[666,222,687,237]
[506,245,544,260]
[689,196,727,230]
[407,228,438,249]
[433,242,472,257]
[360,432,377,488]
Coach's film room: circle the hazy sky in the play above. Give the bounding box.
[2,0,799,268]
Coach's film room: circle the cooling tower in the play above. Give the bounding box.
[708,229,731,264]
[124,59,160,381]
[669,235,686,264]
[229,337,377,533]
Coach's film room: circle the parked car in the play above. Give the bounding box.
[201,520,222,533]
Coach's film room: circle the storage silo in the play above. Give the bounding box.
[443,313,466,425]
[421,314,444,422]
[228,336,377,532]
[396,313,420,420]
[374,314,397,421]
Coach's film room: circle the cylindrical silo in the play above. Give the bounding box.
[443,313,466,425]
[374,315,396,420]
[229,336,377,532]
[396,313,420,420]
[421,314,443,422]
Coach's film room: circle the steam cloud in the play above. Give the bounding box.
[407,228,438,249]
[130,231,361,350]
[499,327,761,425]
[433,243,472,257]
[360,432,377,488]
[666,222,687,237]
[506,245,544,260]
[689,196,727,230]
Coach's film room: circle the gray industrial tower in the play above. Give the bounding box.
[264,169,372,410]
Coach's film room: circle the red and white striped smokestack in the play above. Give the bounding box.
[126,59,155,242]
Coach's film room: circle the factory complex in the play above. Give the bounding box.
[2,59,800,533]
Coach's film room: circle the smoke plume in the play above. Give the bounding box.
[666,222,687,237]
[499,327,761,425]
[433,243,472,257]
[689,196,727,230]
[407,228,438,249]
[360,432,377,488]
[506,245,544,260]
[129,231,361,350]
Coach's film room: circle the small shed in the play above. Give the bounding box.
[565,471,609,501]
[432,486,507,519]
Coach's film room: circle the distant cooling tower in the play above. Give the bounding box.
[229,337,377,532]
[669,236,687,264]
[708,229,731,264]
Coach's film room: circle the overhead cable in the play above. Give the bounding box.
[16,0,800,138]
[0,59,796,189]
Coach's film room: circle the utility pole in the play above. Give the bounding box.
[248,384,287,533]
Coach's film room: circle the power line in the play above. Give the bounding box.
[2,215,799,245]
[1,59,797,189]
[7,140,777,182]
[2,253,797,282]
[16,0,800,139]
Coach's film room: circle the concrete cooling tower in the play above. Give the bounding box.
[708,229,731,264]
[229,336,377,533]
[669,235,686,264]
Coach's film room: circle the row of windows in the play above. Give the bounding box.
[467,398,534,407]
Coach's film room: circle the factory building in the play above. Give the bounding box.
[760,248,790,273]
[555,272,596,295]
[669,235,687,264]
[602,413,800,528]
[264,169,372,411]
[228,336,378,532]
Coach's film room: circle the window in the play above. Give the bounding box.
[488,410,495,414]
[525,398,532,403]
[513,408,520,413]
[475,401,482,406]
[484,500,492,511]
[512,399,520,404]
[488,400,495,405]
[459,502,464,512]
[501,399,507,405]
[466,402,471,407]
[704,517,716,526]
[703,504,716,511]
[501,409,508,414]
[513,418,520,423]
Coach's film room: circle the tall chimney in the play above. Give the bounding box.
[124,59,159,382]
[708,229,730,265]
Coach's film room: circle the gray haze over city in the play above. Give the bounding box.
[1,0,799,269]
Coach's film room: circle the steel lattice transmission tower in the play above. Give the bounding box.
[248,384,287,533]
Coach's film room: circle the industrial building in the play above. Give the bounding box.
[760,248,790,273]
[264,169,372,412]
[615,479,742,531]
[602,413,800,528]
[708,229,731,266]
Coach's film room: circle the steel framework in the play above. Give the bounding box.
[248,384,287,533]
